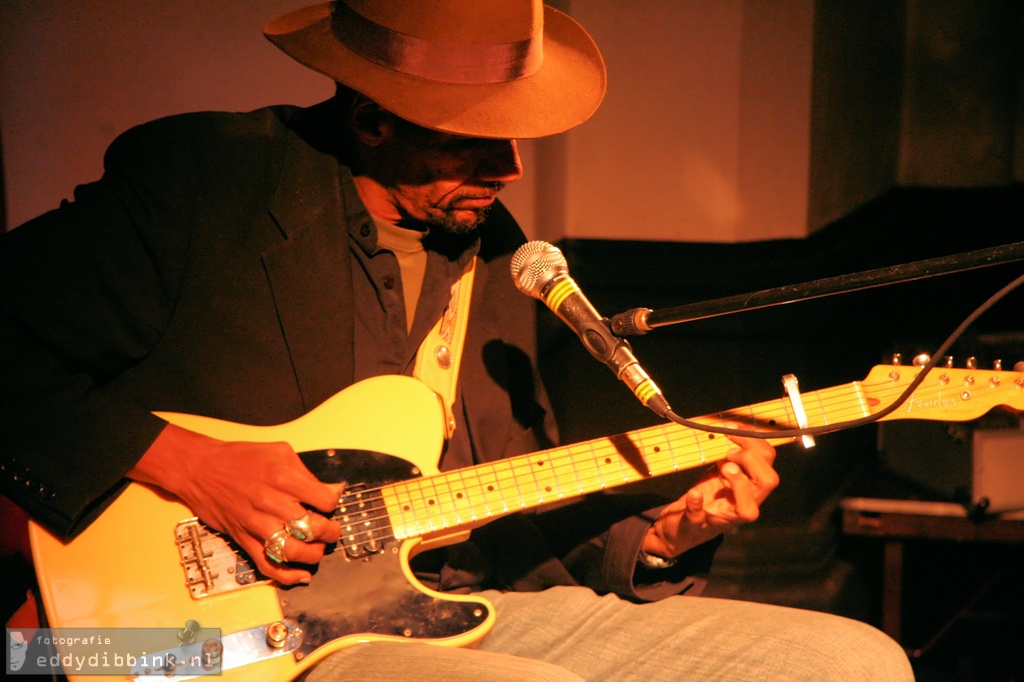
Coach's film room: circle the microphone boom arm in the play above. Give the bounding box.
[610,240,1024,336]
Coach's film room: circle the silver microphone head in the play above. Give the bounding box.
[511,240,569,298]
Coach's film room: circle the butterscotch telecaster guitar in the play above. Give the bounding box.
[29,365,1023,680]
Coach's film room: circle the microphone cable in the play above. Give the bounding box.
[659,269,1024,441]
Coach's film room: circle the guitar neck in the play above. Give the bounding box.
[382,380,868,539]
[382,357,1024,539]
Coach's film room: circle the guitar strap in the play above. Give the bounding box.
[412,256,476,440]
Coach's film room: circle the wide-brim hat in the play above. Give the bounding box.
[264,0,606,139]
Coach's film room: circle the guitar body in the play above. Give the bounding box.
[29,375,494,681]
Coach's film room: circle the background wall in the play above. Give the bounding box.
[0,1,817,241]
[3,1,1022,239]
[565,0,814,242]
[0,1,332,231]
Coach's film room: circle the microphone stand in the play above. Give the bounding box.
[610,240,1024,336]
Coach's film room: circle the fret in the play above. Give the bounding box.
[385,481,421,538]
[446,467,475,522]
[656,427,685,475]
[777,396,798,431]
[634,427,667,476]
[466,467,500,521]
[585,438,609,491]
[526,453,558,504]
[563,443,588,495]
[699,431,730,467]
[851,381,871,418]
[600,439,620,487]
[688,430,711,469]
[833,381,874,421]
[506,455,540,506]
[603,437,633,485]
[770,396,793,424]
[677,412,737,469]
[659,424,682,473]
[475,461,508,517]
[382,484,409,537]
[547,451,577,500]
[800,389,827,431]
[692,431,710,468]
[411,475,448,532]
[583,441,606,490]
[750,400,769,428]
[809,385,833,428]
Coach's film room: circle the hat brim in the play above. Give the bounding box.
[265,3,606,139]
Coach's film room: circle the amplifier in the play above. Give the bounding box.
[877,418,1024,514]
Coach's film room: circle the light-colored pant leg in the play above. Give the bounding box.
[306,586,913,682]
[479,586,914,682]
[304,639,584,682]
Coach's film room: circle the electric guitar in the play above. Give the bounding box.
[28,364,1023,680]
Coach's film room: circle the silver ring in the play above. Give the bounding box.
[286,512,317,543]
[264,529,290,563]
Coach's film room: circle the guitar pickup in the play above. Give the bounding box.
[335,484,391,559]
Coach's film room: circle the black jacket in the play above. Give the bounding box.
[0,100,715,601]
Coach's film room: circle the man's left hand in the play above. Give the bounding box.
[642,428,779,559]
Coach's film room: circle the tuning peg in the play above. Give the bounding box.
[1015,361,1024,372]
[993,359,1003,370]
[966,356,978,369]
[891,353,903,365]
[912,353,930,367]
[943,356,954,368]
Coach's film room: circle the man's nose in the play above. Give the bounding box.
[477,139,523,184]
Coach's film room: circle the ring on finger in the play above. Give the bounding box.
[286,512,317,542]
[264,529,291,563]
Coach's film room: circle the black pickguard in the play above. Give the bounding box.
[277,449,490,659]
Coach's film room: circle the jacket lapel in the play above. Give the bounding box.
[261,113,357,412]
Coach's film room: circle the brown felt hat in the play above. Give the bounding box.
[265,0,607,139]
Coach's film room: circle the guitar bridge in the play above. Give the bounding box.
[175,519,265,598]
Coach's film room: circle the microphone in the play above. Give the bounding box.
[511,240,672,419]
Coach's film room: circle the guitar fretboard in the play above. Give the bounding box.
[382,380,871,539]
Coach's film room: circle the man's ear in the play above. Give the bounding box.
[349,95,395,146]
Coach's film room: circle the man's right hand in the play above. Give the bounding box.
[128,423,342,584]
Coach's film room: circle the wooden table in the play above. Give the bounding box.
[840,496,1024,650]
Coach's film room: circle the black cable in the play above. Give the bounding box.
[659,270,1024,440]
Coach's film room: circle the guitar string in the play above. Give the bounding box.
[191,372,1018,566]
[327,370,1018,545]
[298,372,1017,545]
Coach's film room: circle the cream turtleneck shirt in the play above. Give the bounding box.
[372,215,427,333]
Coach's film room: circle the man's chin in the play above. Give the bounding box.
[434,205,492,235]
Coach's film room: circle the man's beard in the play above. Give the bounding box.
[431,203,494,235]
[396,182,504,235]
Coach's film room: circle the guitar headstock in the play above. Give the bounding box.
[862,356,1024,423]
